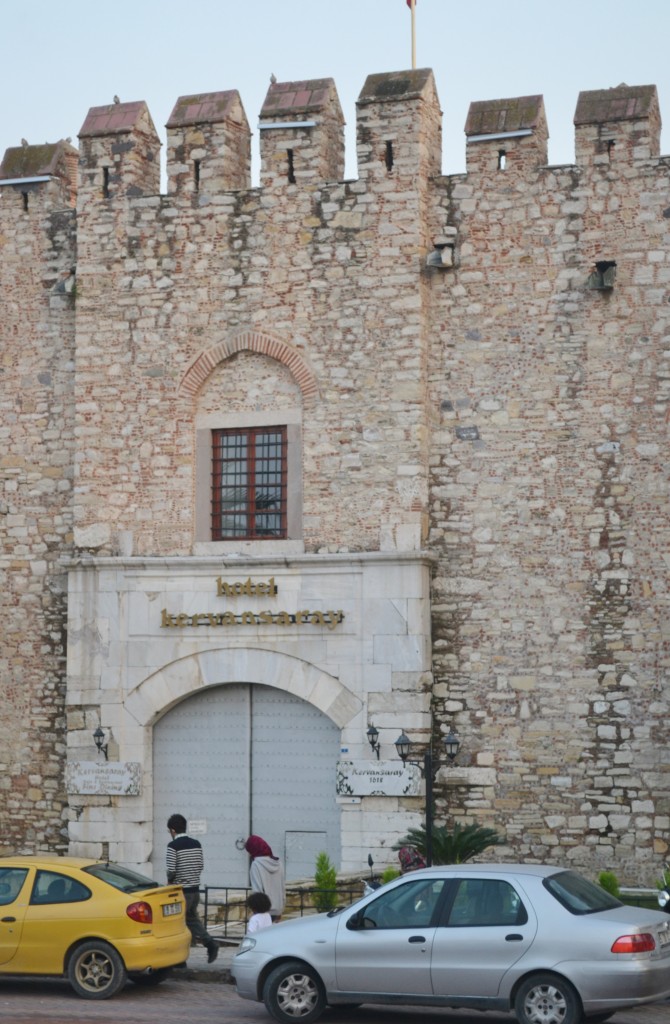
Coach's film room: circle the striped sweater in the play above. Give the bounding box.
[166,833,204,891]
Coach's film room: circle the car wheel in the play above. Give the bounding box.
[515,973,581,1024]
[262,961,326,1024]
[67,940,127,1000]
[128,968,172,986]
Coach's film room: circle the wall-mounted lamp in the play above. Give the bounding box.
[366,724,381,760]
[93,726,108,761]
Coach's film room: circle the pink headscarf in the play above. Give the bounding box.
[245,835,276,859]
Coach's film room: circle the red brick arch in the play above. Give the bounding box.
[178,331,319,402]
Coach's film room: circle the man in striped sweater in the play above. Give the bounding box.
[166,813,219,963]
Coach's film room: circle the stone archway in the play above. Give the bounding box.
[151,681,344,884]
[125,646,362,728]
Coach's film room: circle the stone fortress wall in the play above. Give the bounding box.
[0,69,668,881]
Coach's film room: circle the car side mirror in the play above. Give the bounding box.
[347,910,378,931]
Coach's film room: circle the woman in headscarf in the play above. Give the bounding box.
[244,835,285,921]
[398,846,427,874]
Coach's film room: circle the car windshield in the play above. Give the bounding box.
[83,862,160,893]
[544,870,622,915]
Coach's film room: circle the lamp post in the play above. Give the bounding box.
[394,728,460,867]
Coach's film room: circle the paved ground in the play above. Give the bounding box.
[0,945,668,1024]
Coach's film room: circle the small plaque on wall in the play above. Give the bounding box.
[336,760,421,797]
[66,761,142,796]
[188,819,208,835]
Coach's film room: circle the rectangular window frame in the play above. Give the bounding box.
[211,426,288,541]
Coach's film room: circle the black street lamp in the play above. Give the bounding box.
[394,728,460,867]
[366,724,381,760]
[93,726,108,761]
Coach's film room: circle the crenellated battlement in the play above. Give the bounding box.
[1,74,664,211]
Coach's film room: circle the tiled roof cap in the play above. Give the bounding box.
[166,90,246,128]
[79,101,152,138]
[358,68,434,105]
[260,78,339,118]
[574,84,658,125]
[465,95,544,136]
[0,140,77,179]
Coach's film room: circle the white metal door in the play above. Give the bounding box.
[152,684,250,885]
[152,683,341,886]
[285,830,328,880]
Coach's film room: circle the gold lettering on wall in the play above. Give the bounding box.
[216,576,278,597]
[160,577,345,630]
[160,609,345,630]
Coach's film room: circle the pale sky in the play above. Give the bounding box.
[1,0,668,184]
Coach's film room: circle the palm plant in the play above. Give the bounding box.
[394,822,503,864]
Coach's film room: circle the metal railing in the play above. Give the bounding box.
[619,886,662,909]
[201,884,363,942]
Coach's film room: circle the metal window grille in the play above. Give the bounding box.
[211,427,287,540]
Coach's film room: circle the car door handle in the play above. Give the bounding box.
[1,917,16,923]
[408,935,426,943]
[505,933,524,941]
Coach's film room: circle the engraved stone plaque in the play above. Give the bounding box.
[336,760,421,797]
[66,761,142,796]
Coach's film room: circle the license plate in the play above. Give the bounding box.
[162,902,182,917]
[658,928,670,948]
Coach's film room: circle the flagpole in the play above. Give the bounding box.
[410,0,416,69]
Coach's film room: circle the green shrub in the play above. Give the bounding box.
[380,866,400,885]
[314,851,338,912]
[598,871,621,898]
[394,822,503,865]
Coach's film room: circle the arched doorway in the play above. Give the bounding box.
[151,683,341,886]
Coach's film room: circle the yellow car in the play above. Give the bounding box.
[0,855,192,999]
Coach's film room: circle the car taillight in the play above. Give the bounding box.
[611,933,655,953]
[126,901,153,924]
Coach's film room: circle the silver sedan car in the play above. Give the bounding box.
[232,863,670,1024]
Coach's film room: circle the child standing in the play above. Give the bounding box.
[246,890,273,933]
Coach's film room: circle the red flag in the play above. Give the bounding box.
[406,0,416,7]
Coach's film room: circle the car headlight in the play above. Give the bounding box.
[237,936,257,954]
